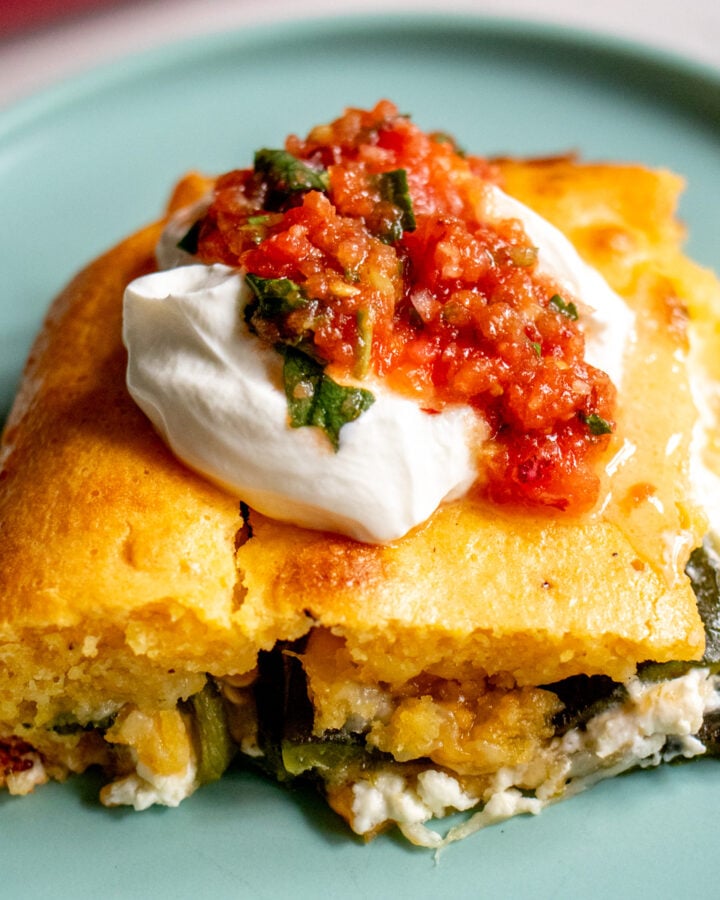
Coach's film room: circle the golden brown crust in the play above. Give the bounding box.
[235,159,715,684]
[0,160,716,732]
[0,219,254,680]
[237,503,702,687]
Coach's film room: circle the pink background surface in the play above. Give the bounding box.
[0,0,126,37]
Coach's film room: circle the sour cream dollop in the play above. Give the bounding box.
[124,264,482,543]
[123,187,635,543]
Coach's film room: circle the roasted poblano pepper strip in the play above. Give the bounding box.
[641,539,720,681]
[685,538,720,666]
[188,681,235,784]
[252,643,382,783]
[281,739,366,778]
[548,538,720,728]
[544,673,626,735]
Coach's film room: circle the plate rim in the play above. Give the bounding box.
[2,11,720,145]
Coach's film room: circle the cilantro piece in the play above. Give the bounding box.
[549,293,579,321]
[368,170,417,244]
[244,274,314,352]
[378,169,416,233]
[245,274,308,319]
[583,413,613,435]
[239,213,284,246]
[530,340,542,358]
[254,148,329,204]
[176,219,202,254]
[282,347,375,450]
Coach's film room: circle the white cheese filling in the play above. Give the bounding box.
[101,757,198,811]
[91,667,718,826]
[3,750,48,796]
[347,667,720,849]
[123,187,634,543]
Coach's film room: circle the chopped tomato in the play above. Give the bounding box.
[194,101,616,512]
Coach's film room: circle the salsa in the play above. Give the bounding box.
[190,101,616,513]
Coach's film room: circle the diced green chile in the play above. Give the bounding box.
[369,169,417,244]
[244,273,317,356]
[239,214,284,246]
[509,245,539,267]
[430,131,466,156]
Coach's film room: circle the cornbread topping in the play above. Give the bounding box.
[4,99,720,851]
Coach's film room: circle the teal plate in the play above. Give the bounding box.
[2,15,720,899]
